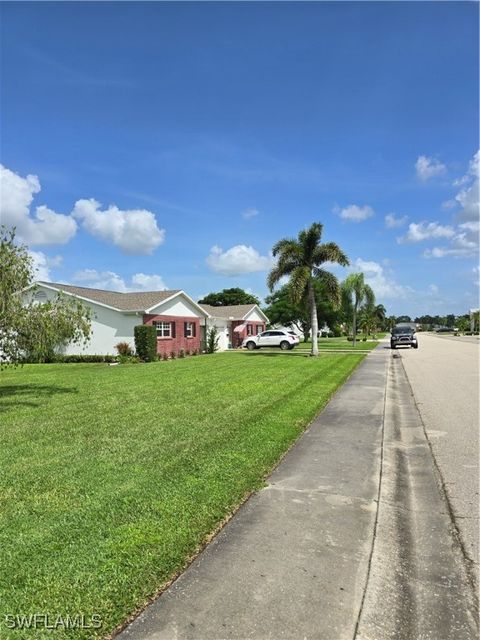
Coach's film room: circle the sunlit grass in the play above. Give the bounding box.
[0,352,364,638]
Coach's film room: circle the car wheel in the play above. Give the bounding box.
[390,343,396,349]
[280,341,290,350]
[413,343,418,349]
[246,341,256,351]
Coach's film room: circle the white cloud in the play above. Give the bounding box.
[72,198,165,255]
[0,165,77,245]
[72,269,167,292]
[415,155,447,181]
[473,266,479,287]
[335,204,374,223]
[131,273,167,290]
[423,221,479,259]
[428,284,439,294]
[28,251,63,281]
[398,221,455,243]
[242,207,259,220]
[452,151,479,223]
[354,258,408,299]
[385,213,408,229]
[206,244,274,276]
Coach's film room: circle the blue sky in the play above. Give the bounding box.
[1,1,478,317]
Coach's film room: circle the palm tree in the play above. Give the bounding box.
[342,273,375,346]
[267,223,349,356]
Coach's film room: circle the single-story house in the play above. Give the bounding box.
[23,282,209,356]
[200,304,269,350]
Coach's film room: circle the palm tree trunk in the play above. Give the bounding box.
[352,303,357,347]
[308,279,319,356]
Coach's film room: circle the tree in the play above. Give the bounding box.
[0,226,91,365]
[0,227,34,366]
[396,315,412,324]
[267,223,349,356]
[264,285,310,340]
[199,288,260,307]
[206,326,220,353]
[342,273,375,346]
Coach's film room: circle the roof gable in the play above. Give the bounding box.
[199,303,269,322]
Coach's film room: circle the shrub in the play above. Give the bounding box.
[134,325,157,362]
[332,324,342,338]
[191,349,198,356]
[170,350,176,359]
[115,341,133,356]
[38,354,117,364]
[179,349,185,358]
[162,352,169,361]
[206,326,220,354]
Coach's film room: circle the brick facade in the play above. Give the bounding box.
[230,321,266,348]
[143,314,203,357]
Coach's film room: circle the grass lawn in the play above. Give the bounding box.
[297,336,382,351]
[0,352,364,639]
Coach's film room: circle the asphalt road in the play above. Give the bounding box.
[399,333,479,588]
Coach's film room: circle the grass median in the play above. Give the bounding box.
[0,351,365,638]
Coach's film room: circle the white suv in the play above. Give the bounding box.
[242,330,297,351]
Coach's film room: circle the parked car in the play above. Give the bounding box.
[390,324,418,349]
[243,329,298,351]
[287,331,300,345]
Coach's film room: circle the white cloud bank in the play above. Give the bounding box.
[423,221,479,259]
[0,165,166,255]
[415,155,447,181]
[398,221,455,243]
[206,245,274,276]
[335,204,374,223]
[72,199,165,255]
[452,150,479,223]
[354,258,408,299]
[0,165,77,245]
[28,251,63,281]
[72,269,167,292]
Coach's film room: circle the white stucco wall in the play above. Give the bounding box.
[148,296,205,317]
[206,318,230,351]
[244,308,267,323]
[22,285,140,355]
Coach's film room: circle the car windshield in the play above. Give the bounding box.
[392,326,412,335]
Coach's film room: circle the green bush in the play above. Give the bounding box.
[332,324,342,338]
[134,325,157,362]
[170,350,176,359]
[41,354,118,363]
[162,352,169,361]
[179,349,185,358]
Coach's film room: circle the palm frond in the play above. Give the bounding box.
[271,238,299,258]
[298,223,323,264]
[288,266,310,304]
[313,268,341,307]
[313,242,350,267]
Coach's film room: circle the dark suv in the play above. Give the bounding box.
[390,324,418,349]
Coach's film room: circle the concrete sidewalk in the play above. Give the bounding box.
[120,349,388,640]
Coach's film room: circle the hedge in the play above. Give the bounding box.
[134,325,157,361]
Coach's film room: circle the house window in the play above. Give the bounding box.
[184,322,196,338]
[247,324,253,335]
[256,325,261,335]
[155,321,172,338]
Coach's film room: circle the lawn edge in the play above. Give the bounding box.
[109,350,368,640]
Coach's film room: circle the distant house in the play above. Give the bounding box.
[199,304,269,350]
[22,282,208,357]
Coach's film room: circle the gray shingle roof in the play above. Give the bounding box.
[199,303,259,320]
[39,282,180,312]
